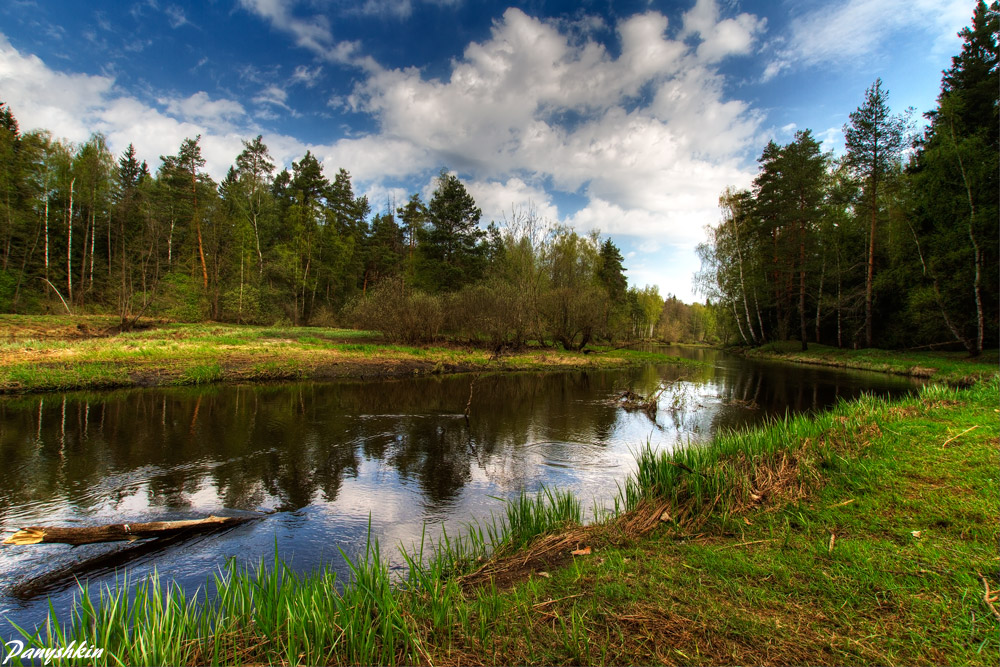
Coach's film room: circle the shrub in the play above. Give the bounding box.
[346,278,443,343]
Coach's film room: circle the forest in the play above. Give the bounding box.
[0,104,691,349]
[0,2,995,354]
[697,1,998,355]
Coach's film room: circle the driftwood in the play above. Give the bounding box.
[613,384,669,416]
[3,515,253,546]
[9,530,207,599]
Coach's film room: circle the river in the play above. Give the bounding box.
[0,346,921,631]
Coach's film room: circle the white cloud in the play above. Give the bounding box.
[682,0,766,64]
[350,6,763,238]
[237,0,360,64]
[162,91,246,130]
[464,178,560,226]
[766,0,970,78]
[0,32,270,178]
[0,35,115,142]
[1,0,767,301]
[290,64,322,87]
[164,4,190,29]
[816,127,842,154]
[350,0,463,20]
[253,84,290,109]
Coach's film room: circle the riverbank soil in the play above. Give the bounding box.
[0,315,690,394]
[742,340,998,386]
[419,380,998,665]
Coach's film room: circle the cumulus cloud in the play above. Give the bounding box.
[464,178,560,227]
[161,91,246,130]
[682,0,766,63]
[350,5,762,248]
[0,32,279,177]
[765,0,970,79]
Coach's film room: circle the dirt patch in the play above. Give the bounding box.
[885,405,920,420]
[0,316,165,342]
[458,528,591,591]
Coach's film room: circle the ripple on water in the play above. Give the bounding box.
[522,440,619,470]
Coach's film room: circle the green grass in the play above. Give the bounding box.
[11,378,998,665]
[178,363,223,385]
[746,341,997,386]
[0,318,704,394]
[2,362,131,391]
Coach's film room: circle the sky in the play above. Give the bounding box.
[0,0,976,301]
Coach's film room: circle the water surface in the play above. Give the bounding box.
[0,347,921,630]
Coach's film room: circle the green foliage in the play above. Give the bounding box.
[904,0,998,355]
[415,170,486,292]
[156,272,208,322]
[700,7,997,352]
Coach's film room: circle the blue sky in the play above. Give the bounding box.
[0,0,975,301]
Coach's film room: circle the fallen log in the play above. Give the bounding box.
[9,530,204,599]
[3,515,253,546]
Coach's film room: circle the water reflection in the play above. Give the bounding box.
[0,348,920,630]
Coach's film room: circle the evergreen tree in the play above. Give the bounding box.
[843,79,907,347]
[597,239,627,302]
[907,0,998,355]
[416,170,485,292]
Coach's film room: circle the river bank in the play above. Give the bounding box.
[738,340,997,386]
[14,376,997,665]
[0,316,694,394]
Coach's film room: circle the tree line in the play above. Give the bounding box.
[0,101,700,347]
[697,1,997,355]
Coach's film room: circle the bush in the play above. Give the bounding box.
[220,284,267,324]
[448,281,530,348]
[155,273,208,322]
[345,278,443,343]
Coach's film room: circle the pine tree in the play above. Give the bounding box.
[907,1,998,355]
[417,170,484,292]
[843,79,907,347]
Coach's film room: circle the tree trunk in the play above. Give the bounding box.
[196,214,208,289]
[78,212,89,302]
[66,177,75,303]
[815,254,825,343]
[904,217,973,353]
[43,173,50,279]
[89,208,96,289]
[949,118,984,356]
[731,216,758,344]
[168,218,174,266]
[731,300,749,345]
[3,515,255,546]
[798,219,808,351]
[754,289,766,344]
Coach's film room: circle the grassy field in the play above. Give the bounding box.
[0,315,696,394]
[743,340,998,386]
[12,376,998,665]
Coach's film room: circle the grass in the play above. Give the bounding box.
[9,377,998,665]
[744,340,998,386]
[0,316,702,394]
